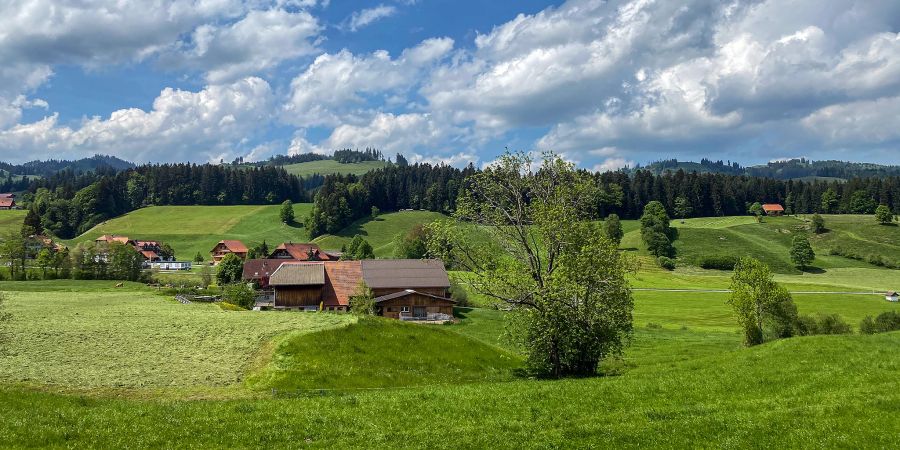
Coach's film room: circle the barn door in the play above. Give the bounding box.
[413,306,426,318]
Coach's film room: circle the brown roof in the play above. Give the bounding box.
[373,289,455,304]
[242,259,291,280]
[360,259,450,289]
[269,263,326,286]
[140,250,159,260]
[762,204,784,212]
[322,261,363,306]
[0,198,16,207]
[271,242,336,260]
[96,235,133,245]
[0,193,14,198]
[214,240,248,253]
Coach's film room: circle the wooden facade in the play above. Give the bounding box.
[274,286,324,308]
[378,292,455,319]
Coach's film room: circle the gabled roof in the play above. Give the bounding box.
[887,291,898,297]
[242,259,291,280]
[269,262,326,286]
[321,261,362,306]
[0,193,14,198]
[360,259,450,289]
[96,235,133,245]
[213,240,248,253]
[0,198,16,207]
[140,250,159,260]
[271,242,336,260]
[373,289,455,304]
[762,204,784,212]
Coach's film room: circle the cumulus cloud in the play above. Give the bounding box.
[346,5,397,32]
[0,77,274,163]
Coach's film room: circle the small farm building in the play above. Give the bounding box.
[887,291,899,302]
[762,204,785,216]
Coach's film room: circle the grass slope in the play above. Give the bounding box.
[247,317,521,390]
[0,209,26,236]
[281,160,388,177]
[0,281,352,394]
[65,204,316,260]
[0,333,896,448]
[313,210,446,257]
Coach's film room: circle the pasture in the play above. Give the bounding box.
[64,204,316,259]
[313,210,447,257]
[281,160,389,178]
[0,209,26,236]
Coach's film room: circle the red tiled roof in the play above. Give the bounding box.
[321,261,363,306]
[272,242,336,260]
[0,198,15,207]
[243,259,291,280]
[214,240,248,253]
[0,193,14,198]
[96,235,133,244]
[140,250,159,260]
[762,204,784,212]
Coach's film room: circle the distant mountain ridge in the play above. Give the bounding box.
[0,154,135,177]
[635,158,900,180]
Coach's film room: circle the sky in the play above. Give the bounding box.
[0,0,898,170]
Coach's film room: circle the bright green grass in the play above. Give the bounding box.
[64,204,317,260]
[281,160,389,177]
[0,333,896,448]
[0,209,26,236]
[812,214,900,262]
[313,210,446,257]
[0,283,353,393]
[246,317,521,390]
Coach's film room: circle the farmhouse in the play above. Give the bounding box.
[260,259,453,319]
[269,242,338,261]
[887,291,899,302]
[0,197,17,209]
[27,235,66,254]
[242,259,291,289]
[211,240,248,264]
[762,204,785,216]
[96,235,167,262]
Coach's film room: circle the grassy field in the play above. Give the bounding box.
[64,204,316,260]
[314,210,446,257]
[247,317,521,390]
[0,209,26,236]
[281,160,389,177]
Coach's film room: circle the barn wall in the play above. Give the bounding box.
[274,286,324,307]
[378,293,454,319]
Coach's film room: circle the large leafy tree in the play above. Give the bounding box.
[728,257,798,346]
[279,200,295,224]
[427,152,633,377]
[216,253,244,285]
[789,235,815,270]
[603,213,624,246]
[343,235,375,260]
[640,201,676,257]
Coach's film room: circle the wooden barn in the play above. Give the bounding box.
[361,260,453,320]
[762,204,785,216]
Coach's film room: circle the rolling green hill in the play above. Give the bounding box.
[0,210,26,236]
[65,204,317,260]
[281,160,388,177]
[313,210,447,257]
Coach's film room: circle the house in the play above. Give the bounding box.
[95,235,170,262]
[96,235,136,246]
[887,291,899,302]
[148,261,192,271]
[762,204,785,216]
[269,242,338,261]
[259,259,453,319]
[27,235,66,255]
[211,240,248,264]
[0,197,16,210]
[242,259,292,288]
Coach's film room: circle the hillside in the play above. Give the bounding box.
[637,158,900,180]
[65,204,317,260]
[0,210,26,236]
[313,210,446,257]
[281,159,389,177]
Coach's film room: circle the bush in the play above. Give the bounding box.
[657,256,676,270]
[448,278,469,307]
[223,283,255,310]
[700,255,738,271]
[219,302,246,311]
[796,314,852,336]
[860,311,900,334]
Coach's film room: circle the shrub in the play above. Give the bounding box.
[796,314,851,336]
[657,256,676,270]
[861,311,900,334]
[646,322,662,329]
[219,302,245,311]
[223,283,255,310]
[859,316,877,335]
[448,278,469,307]
[700,255,738,271]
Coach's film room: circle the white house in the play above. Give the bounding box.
[148,261,192,271]
[886,291,899,302]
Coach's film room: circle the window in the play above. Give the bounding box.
[401,306,410,313]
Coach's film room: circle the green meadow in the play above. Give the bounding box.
[0,209,26,236]
[313,210,447,257]
[281,160,389,177]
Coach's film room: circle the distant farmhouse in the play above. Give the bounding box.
[269,242,339,261]
[211,240,249,265]
[95,235,188,269]
[887,291,899,302]
[762,204,785,216]
[0,194,16,210]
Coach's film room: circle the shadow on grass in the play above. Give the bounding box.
[285,221,304,229]
[801,266,826,274]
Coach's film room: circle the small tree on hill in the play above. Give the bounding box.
[811,214,826,234]
[603,213,624,246]
[673,196,692,223]
[748,202,764,222]
[216,253,243,285]
[371,206,380,218]
[280,200,295,224]
[344,235,375,260]
[640,201,675,257]
[193,252,205,263]
[875,205,894,225]
[790,235,815,270]
[728,257,798,346]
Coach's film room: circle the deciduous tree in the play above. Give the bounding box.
[789,235,815,270]
[728,257,798,346]
[216,253,243,285]
[603,214,624,246]
[640,201,676,257]
[875,204,894,225]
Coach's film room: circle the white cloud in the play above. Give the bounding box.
[0,77,274,163]
[593,158,634,173]
[346,5,397,32]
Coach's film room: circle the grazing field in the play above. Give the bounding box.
[65,204,317,259]
[0,209,26,236]
[247,317,521,390]
[313,210,446,257]
[0,281,352,394]
[281,160,389,177]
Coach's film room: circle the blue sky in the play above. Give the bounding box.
[1,0,899,169]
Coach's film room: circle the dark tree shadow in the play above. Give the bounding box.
[801,266,826,274]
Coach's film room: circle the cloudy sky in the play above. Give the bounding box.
[0,0,898,169]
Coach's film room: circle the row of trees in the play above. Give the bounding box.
[0,233,145,282]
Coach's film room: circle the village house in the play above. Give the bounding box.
[256,259,454,320]
[0,197,16,210]
[242,258,291,288]
[762,204,785,216]
[210,240,248,264]
[95,235,173,263]
[27,235,66,255]
[269,242,338,261]
[887,291,899,302]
